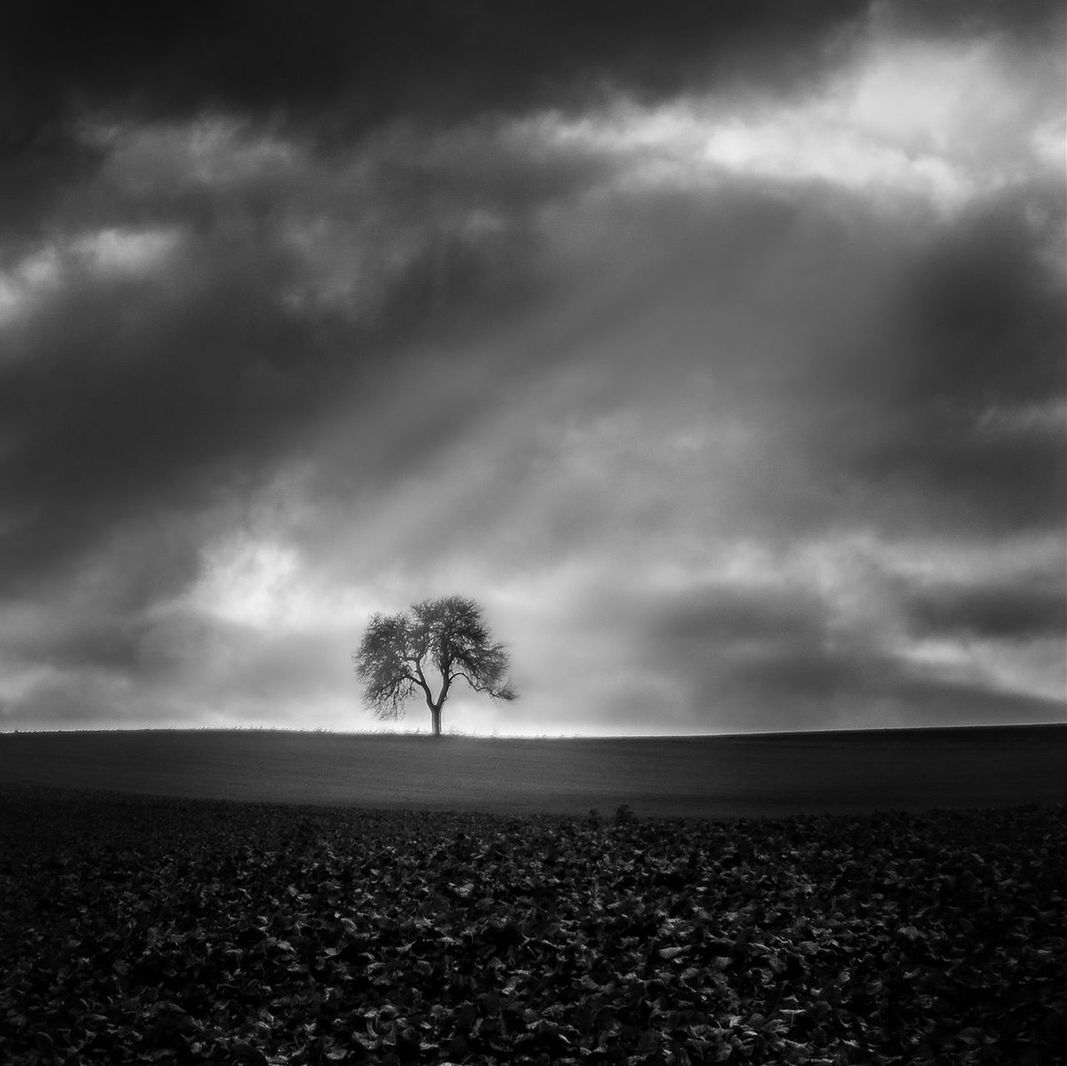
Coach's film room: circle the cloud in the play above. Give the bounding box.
[0,0,869,263]
[901,572,1066,641]
[0,1,867,126]
[521,18,1063,208]
[1,1,1064,735]
[588,533,1066,733]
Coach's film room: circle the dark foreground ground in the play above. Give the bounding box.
[1,788,1064,1065]
[0,724,1064,817]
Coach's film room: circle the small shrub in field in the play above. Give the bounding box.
[613,802,637,825]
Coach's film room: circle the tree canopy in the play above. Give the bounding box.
[353,595,517,736]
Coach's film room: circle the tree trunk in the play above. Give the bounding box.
[431,704,443,737]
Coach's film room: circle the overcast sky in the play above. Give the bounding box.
[1,0,1064,736]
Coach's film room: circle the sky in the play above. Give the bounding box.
[1,0,1064,737]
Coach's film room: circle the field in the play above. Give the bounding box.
[2,726,1065,1064]
[1,724,1065,817]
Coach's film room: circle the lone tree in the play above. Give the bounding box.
[353,595,517,736]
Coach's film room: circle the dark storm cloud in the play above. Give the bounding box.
[903,200,1065,407]
[649,585,829,650]
[0,242,345,593]
[873,0,1064,41]
[751,192,1067,538]
[0,102,594,719]
[0,113,574,595]
[641,578,1065,733]
[1,0,861,128]
[717,652,1067,731]
[903,575,1067,641]
[9,0,1057,240]
[4,0,1061,570]
[1,0,1063,734]
[0,0,869,252]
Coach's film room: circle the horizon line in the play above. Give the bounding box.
[2,721,1063,740]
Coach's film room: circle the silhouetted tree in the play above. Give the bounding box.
[353,595,517,736]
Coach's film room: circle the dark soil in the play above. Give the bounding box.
[2,787,1065,1064]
